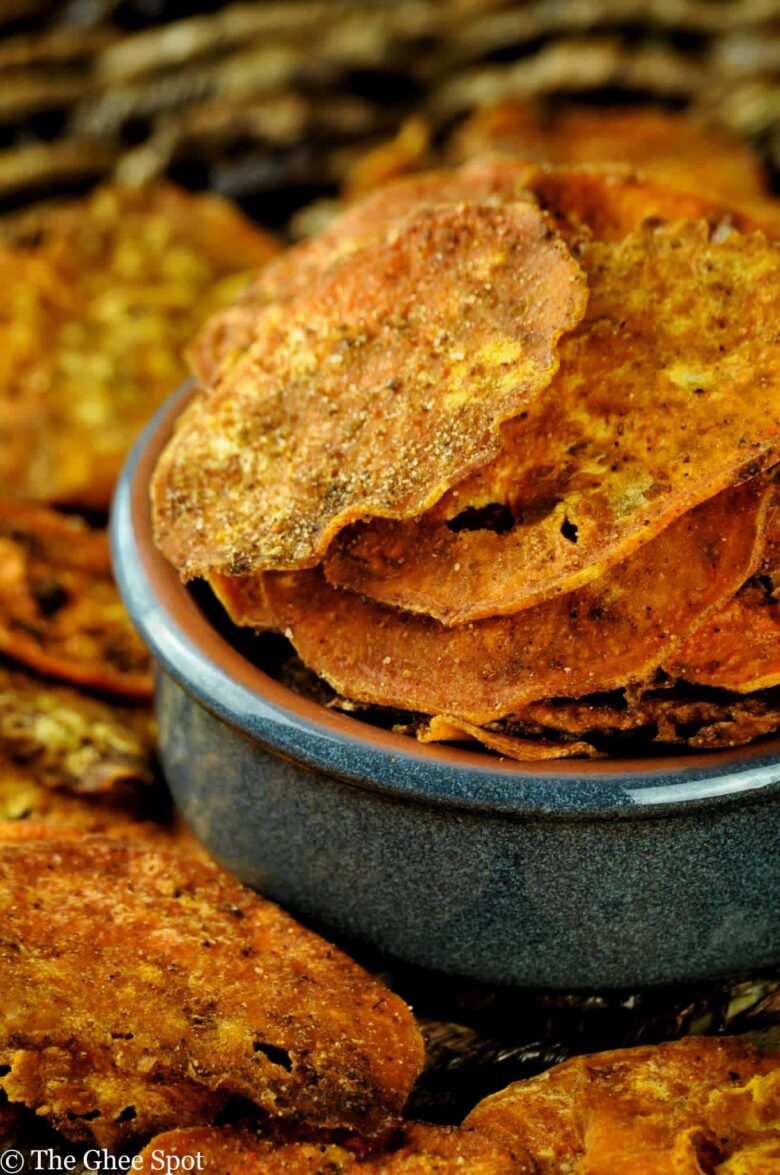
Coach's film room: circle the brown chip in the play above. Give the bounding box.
[448,102,769,205]
[209,571,277,631]
[465,1035,780,1174]
[509,688,780,751]
[325,214,780,623]
[0,763,186,847]
[153,200,587,579]
[187,161,538,388]
[139,1123,527,1173]
[261,479,770,724]
[0,840,424,1147]
[0,497,151,697]
[0,665,154,794]
[0,183,279,510]
[414,715,602,761]
[667,580,780,695]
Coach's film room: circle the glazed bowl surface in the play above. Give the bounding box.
[111,383,780,988]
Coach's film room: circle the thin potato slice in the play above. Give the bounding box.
[325,216,780,623]
[0,498,151,697]
[448,103,769,205]
[153,200,587,578]
[415,715,602,761]
[510,689,780,751]
[0,665,154,793]
[139,1123,528,1173]
[0,840,424,1147]
[465,1036,780,1175]
[187,161,539,389]
[667,582,780,695]
[261,479,770,724]
[0,184,279,511]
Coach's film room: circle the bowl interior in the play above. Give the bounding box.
[111,382,780,817]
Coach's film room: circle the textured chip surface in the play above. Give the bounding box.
[153,200,587,578]
[0,840,424,1147]
[187,162,537,389]
[465,1035,780,1175]
[260,480,769,723]
[0,497,151,696]
[0,184,279,510]
[325,215,780,623]
[139,1123,528,1173]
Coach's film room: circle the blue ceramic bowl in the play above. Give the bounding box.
[112,384,780,989]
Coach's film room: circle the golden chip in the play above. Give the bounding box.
[0,184,279,510]
[465,1035,780,1175]
[260,479,770,724]
[0,840,424,1147]
[0,664,154,794]
[153,200,587,578]
[138,1123,527,1173]
[325,214,780,623]
[187,161,538,389]
[448,103,769,205]
[0,497,151,697]
[414,714,602,761]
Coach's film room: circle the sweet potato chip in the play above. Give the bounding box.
[261,479,770,724]
[448,103,769,205]
[153,200,587,578]
[414,715,602,761]
[0,498,151,697]
[0,665,154,793]
[0,763,185,846]
[509,688,780,751]
[0,840,424,1147]
[0,184,279,510]
[465,1035,780,1175]
[139,1123,527,1173]
[325,216,780,623]
[187,162,538,389]
[667,581,780,695]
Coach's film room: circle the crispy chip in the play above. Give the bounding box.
[0,498,151,697]
[0,184,279,510]
[0,840,424,1147]
[260,479,770,724]
[465,1036,780,1175]
[667,580,780,695]
[187,161,539,389]
[0,665,154,793]
[448,103,769,205]
[414,714,602,761]
[138,1123,527,1173]
[509,687,780,751]
[153,200,587,578]
[325,214,780,623]
[0,763,185,846]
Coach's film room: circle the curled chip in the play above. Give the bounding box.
[260,479,770,725]
[667,579,780,695]
[465,1035,780,1175]
[325,214,780,623]
[153,200,587,578]
[187,161,538,388]
[0,184,279,510]
[0,840,424,1147]
[507,687,780,751]
[448,102,769,205]
[139,1123,527,1173]
[0,665,154,794]
[413,715,602,761]
[0,497,151,697]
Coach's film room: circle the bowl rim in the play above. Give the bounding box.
[111,381,780,819]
